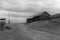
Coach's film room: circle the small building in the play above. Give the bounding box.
[27,11,51,23]
[40,11,51,21]
[0,18,6,23]
[0,18,6,30]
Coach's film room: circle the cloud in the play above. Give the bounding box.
[0,0,47,12]
[0,0,60,16]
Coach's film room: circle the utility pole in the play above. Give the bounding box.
[8,13,10,24]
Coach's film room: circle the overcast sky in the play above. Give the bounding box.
[0,0,60,14]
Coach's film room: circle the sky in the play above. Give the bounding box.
[0,0,60,23]
[0,0,60,14]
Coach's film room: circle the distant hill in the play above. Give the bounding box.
[51,13,60,19]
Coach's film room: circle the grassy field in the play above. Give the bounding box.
[0,21,60,40]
